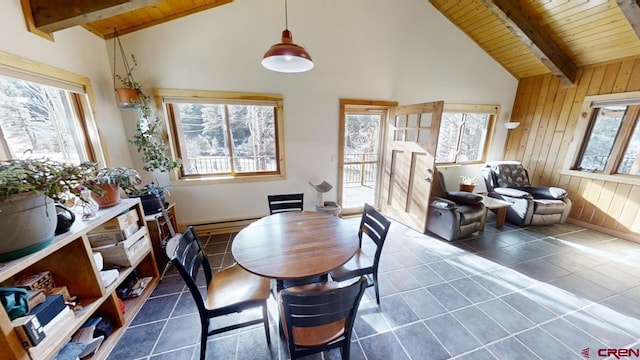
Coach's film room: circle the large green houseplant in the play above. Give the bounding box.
[0,159,100,261]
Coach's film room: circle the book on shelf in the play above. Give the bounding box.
[11,315,45,348]
[28,306,75,359]
[29,294,66,327]
[43,305,75,336]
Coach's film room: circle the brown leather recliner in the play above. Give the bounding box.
[482,161,572,226]
[426,169,486,241]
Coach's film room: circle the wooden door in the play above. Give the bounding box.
[380,101,443,233]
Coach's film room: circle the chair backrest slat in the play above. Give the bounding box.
[268,193,304,214]
[281,277,367,331]
[359,203,391,252]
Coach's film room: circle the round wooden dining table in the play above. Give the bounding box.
[232,211,358,280]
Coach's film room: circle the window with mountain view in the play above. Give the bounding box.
[435,105,497,164]
[161,91,284,180]
[575,102,640,176]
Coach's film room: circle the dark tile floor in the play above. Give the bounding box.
[107,213,640,359]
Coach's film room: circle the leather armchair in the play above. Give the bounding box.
[482,161,572,226]
[426,169,486,241]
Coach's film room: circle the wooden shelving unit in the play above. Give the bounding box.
[0,199,159,360]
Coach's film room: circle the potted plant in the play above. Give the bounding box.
[90,166,142,208]
[130,105,182,173]
[127,182,169,215]
[0,159,100,261]
[459,175,478,192]
[113,29,142,108]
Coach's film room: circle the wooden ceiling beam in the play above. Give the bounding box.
[479,0,578,84]
[25,0,161,34]
[617,0,640,38]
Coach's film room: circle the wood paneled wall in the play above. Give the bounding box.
[504,55,640,240]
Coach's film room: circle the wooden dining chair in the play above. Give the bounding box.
[279,277,368,360]
[267,193,304,214]
[329,203,391,304]
[168,227,271,360]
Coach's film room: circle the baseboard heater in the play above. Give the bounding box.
[188,217,261,236]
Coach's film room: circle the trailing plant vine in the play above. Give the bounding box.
[128,91,182,172]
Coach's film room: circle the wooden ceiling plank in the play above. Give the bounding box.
[88,0,234,38]
[480,0,577,84]
[28,0,161,34]
[556,20,629,44]
[550,7,625,34]
[537,0,611,27]
[616,0,640,38]
[464,17,503,34]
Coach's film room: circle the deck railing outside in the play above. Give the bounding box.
[185,156,276,174]
[343,153,378,186]
[580,155,634,173]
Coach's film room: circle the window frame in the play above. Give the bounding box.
[435,103,498,165]
[157,88,286,184]
[563,92,640,186]
[0,50,104,165]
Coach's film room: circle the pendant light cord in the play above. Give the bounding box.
[285,0,289,30]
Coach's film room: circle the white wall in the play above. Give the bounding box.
[0,2,133,168]
[1,0,518,225]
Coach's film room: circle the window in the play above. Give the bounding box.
[573,99,640,176]
[0,55,101,165]
[435,104,497,164]
[160,89,284,181]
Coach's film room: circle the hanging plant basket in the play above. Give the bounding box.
[115,87,142,108]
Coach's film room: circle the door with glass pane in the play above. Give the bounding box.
[380,101,443,233]
[338,100,396,215]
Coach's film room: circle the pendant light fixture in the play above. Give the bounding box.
[262,0,313,73]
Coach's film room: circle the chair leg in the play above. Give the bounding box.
[342,342,351,360]
[262,301,271,347]
[199,320,208,360]
[373,273,380,305]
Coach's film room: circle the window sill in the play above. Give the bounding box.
[171,173,286,186]
[560,169,640,186]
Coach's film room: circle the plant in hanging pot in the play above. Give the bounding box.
[90,166,142,208]
[114,53,143,108]
[112,35,181,173]
[459,175,478,192]
[0,159,101,261]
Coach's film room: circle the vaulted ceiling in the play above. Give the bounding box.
[20,0,640,84]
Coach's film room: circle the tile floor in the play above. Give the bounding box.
[107,213,640,360]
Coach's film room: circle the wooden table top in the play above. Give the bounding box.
[479,194,512,209]
[231,211,358,280]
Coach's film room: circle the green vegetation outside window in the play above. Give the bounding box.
[435,105,497,164]
[160,90,284,181]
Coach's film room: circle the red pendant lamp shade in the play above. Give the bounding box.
[262,1,313,73]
